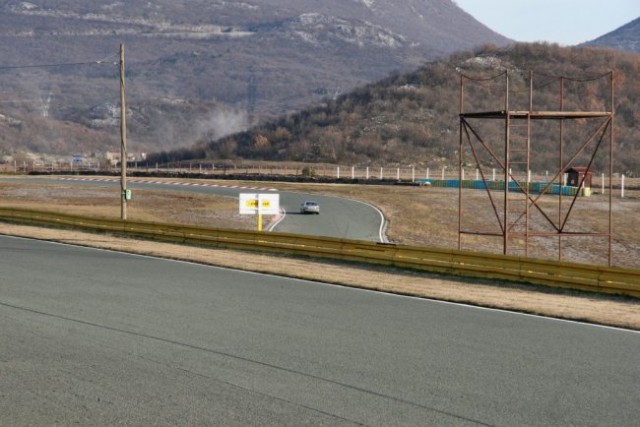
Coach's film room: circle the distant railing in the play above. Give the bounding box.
[417,179,581,196]
[2,161,637,189]
[1,207,639,299]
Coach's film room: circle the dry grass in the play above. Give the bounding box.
[0,181,256,230]
[1,176,639,331]
[2,177,640,268]
[266,181,640,268]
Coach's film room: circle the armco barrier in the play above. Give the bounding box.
[417,179,579,196]
[1,207,639,298]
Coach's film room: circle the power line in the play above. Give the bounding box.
[0,59,117,71]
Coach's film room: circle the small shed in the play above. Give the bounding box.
[565,167,592,188]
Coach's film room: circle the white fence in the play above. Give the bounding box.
[2,161,636,197]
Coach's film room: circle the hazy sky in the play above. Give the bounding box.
[454,0,640,45]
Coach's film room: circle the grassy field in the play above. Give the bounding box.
[1,176,639,268]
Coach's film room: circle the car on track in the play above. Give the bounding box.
[300,200,320,214]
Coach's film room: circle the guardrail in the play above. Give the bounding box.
[417,179,581,196]
[1,207,639,299]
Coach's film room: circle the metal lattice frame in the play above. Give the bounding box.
[458,71,614,265]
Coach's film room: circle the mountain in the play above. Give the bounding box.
[584,17,640,52]
[152,43,640,176]
[0,0,511,160]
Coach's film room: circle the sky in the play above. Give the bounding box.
[454,0,640,46]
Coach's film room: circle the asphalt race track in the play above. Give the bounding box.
[0,176,386,242]
[1,236,639,426]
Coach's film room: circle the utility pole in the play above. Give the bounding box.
[120,43,127,220]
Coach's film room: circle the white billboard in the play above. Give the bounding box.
[239,193,280,215]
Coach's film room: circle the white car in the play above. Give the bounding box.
[300,200,320,214]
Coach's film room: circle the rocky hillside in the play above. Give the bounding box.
[151,43,640,176]
[585,17,640,53]
[0,0,510,159]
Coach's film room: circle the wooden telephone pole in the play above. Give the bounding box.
[120,43,127,220]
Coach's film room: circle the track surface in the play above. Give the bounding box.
[0,176,385,242]
[1,236,639,426]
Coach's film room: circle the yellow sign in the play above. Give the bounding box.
[239,193,279,215]
[244,200,271,208]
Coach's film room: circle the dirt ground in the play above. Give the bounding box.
[1,177,639,331]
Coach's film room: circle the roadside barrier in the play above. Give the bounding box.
[417,179,580,196]
[1,207,639,299]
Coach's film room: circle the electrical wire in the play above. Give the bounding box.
[0,57,118,71]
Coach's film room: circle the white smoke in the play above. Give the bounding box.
[195,108,248,141]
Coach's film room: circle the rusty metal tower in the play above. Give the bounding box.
[458,70,614,265]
